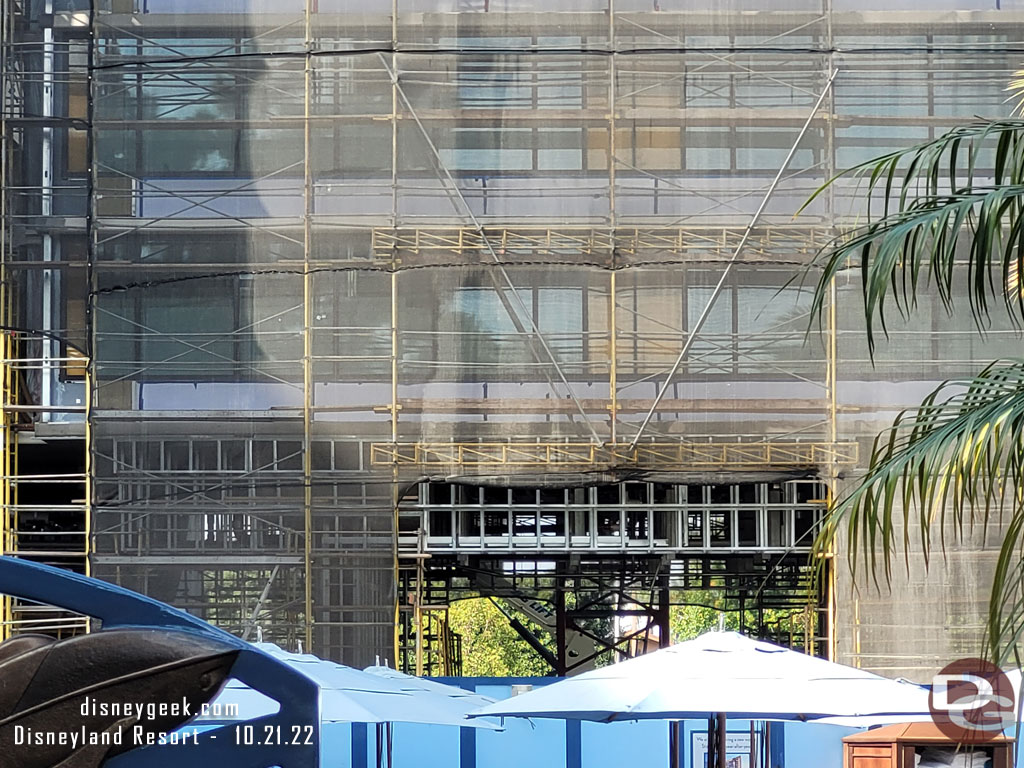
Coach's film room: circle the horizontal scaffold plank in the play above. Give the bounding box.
[370,440,858,468]
[306,398,849,414]
[372,225,829,257]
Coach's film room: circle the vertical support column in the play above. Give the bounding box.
[803,603,813,654]
[609,270,617,444]
[302,0,315,653]
[39,0,55,418]
[389,0,402,669]
[852,596,861,668]
[391,271,401,666]
[824,275,838,659]
[657,582,671,648]
[0,338,6,535]
[607,1,618,449]
[414,553,424,676]
[0,0,12,628]
[0,0,7,632]
[555,585,567,676]
[0,0,10,639]
[0,334,11,640]
[669,723,680,768]
[390,0,398,231]
[85,1,96,589]
[823,0,838,662]
[84,372,93,583]
[607,0,616,229]
[716,713,727,768]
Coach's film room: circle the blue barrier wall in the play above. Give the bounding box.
[338,678,862,768]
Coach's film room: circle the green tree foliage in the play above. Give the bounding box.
[449,590,816,676]
[669,591,811,645]
[447,598,554,677]
[671,595,728,642]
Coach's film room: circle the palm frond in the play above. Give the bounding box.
[812,361,1024,660]
[987,513,1024,663]
[802,120,1024,354]
[1007,69,1024,117]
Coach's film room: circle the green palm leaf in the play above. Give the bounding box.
[1006,69,1024,118]
[817,361,1024,663]
[803,120,1024,354]
[805,119,1024,663]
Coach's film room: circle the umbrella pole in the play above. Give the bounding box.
[716,713,727,768]
[708,717,716,768]
[669,721,680,768]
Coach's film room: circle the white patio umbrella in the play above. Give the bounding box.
[469,631,932,768]
[469,631,931,723]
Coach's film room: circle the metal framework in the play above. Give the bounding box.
[0,335,90,640]
[373,441,858,469]
[2,1,1020,678]
[397,478,830,674]
[398,547,829,676]
[0,0,89,641]
[370,226,829,261]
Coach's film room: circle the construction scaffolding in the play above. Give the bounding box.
[1,0,89,641]
[3,0,1023,677]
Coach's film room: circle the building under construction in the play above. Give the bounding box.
[1,0,1017,681]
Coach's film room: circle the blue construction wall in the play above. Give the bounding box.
[336,678,861,768]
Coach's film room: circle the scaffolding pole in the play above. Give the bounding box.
[628,68,839,451]
[380,53,602,445]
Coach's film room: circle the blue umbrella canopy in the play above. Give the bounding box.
[363,664,497,714]
[198,644,500,729]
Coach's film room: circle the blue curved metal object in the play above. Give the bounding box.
[0,557,319,768]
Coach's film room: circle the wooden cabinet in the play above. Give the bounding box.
[844,723,1013,768]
